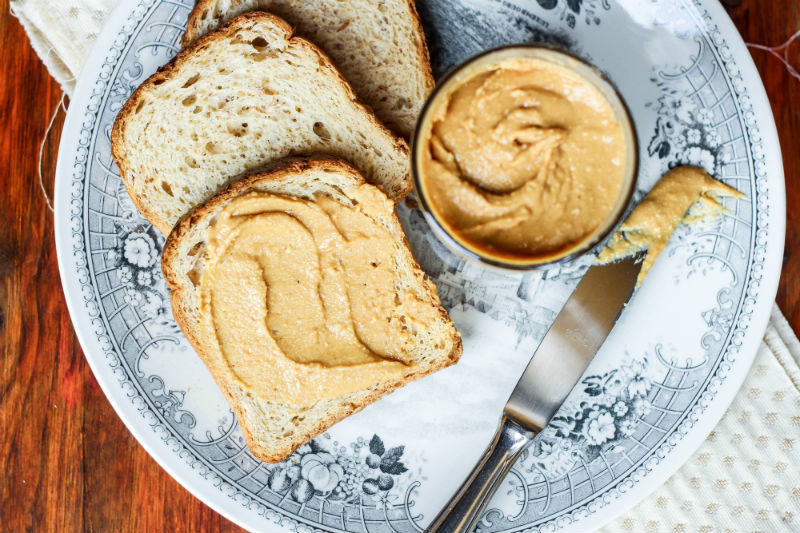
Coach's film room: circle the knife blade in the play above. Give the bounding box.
[427,256,642,533]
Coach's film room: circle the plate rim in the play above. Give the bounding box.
[52,0,786,531]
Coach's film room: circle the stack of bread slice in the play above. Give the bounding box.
[112,4,460,462]
[181,0,433,138]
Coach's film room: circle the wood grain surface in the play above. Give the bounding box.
[0,1,798,531]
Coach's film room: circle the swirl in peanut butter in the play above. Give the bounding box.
[199,185,439,406]
[420,57,626,262]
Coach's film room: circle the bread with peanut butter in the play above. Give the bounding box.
[112,12,411,235]
[162,157,462,463]
[180,0,434,137]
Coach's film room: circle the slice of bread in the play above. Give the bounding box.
[181,0,434,137]
[162,157,462,462]
[112,12,411,235]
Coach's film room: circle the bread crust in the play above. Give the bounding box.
[404,0,436,106]
[112,12,412,235]
[162,156,461,463]
[181,0,219,48]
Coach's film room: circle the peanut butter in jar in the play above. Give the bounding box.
[413,46,639,269]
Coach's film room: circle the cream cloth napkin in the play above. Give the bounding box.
[9,0,111,95]
[13,1,800,531]
[597,306,800,533]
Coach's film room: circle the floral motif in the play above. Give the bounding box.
[536,357,653,464]
[301,452,344,492]
[265,434,409,504]
[583,409,616,445]
[124,233,158,268]
[618,418,637,438]
[643,45,749,286]
[531,0,611,28]
[646,80,728,176]
[632,396,652,417]
[106,210,179,334]
[628,373,651,398]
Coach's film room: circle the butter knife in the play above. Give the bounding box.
[426,256,642,533]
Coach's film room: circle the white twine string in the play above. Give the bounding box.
[10,2,75,213]
[38,93,67,213]
[746,28,800,83]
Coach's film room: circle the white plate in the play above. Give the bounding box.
[55,1,785,531]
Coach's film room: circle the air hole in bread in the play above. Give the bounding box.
[187,266,202,286]
[185,156,199,169]
[182,74,200,88]
[251,36,268,50]
[262,86,277,95]
[193,106,202,114]
[187,241,204,257]
[228,124,247,137]
[153,78,165,86]
[205,142,220,154]
[161,181,174,197]
[135,100,145,114]
[252,53,268,62]
[313,122,331,141]
[218,67,231,74]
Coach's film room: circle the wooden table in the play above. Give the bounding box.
[1,1,798,531]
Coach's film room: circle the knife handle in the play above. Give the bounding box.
[425,416,537,533]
